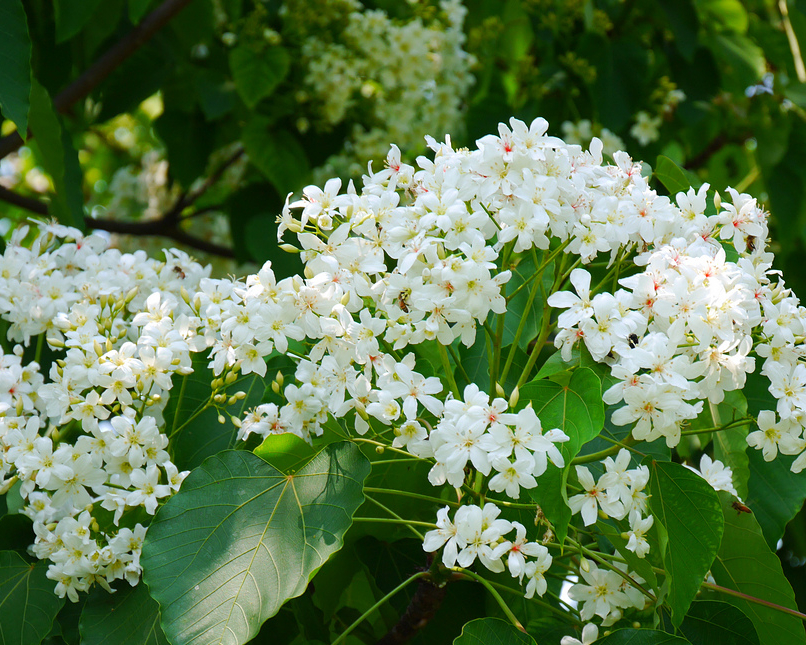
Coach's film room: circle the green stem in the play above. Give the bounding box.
[505,239,571,303]
[681,418,755,436]
[484,577,581,624]
[364,495,426,540]
[448,343,471,385]
[330,571,429,645]
[364,487,460,508]
[452,568,527,633]
[438,343,461,399]
[500,249,544,386]
[352,517,437,529]
[703,581,806,622]
[571,436,636,465]
[34,334,44,364]
[170,372,189,436]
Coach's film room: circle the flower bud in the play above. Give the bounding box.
[508,386,519,409]
[217,414,226,424]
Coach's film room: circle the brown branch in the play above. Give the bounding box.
[163,146,245,223]
[0,187,235,258]
[684,135,728,170]
[374,559,448,645]
[0,186,48,215]
[0,0,195,160]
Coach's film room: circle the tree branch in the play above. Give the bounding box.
[0,187,235,258]
[0,186,48,216]
[0,0,195,160]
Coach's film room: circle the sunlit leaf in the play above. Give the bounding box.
[141,442,370,645]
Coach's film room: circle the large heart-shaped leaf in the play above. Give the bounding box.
[710,491,806,645]
[141,441,370,645]
[648,460,724,626]
[79,582,167,645]
[453,618,536,644]
[0,551,64,645]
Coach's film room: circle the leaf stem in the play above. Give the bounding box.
[451,568,527,633]
[438,342,461,399]
[702,581,806,622]
[571,436,636,465]
[352,517,437,529]
[330,571,429,645]
[364,487,460,508]
[363,495,426,540]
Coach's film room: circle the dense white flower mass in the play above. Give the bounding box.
[1,113,804,613]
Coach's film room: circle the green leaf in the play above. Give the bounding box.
[710,491,806,645]
[0,550,64,645]
[254,432,315,474]
[230,45,290,108]
[78,583,167,645]
[141,442,370,645]
[242,117,311,196]
[655,156,695,196]
[595,629,691,644]
[453,617,536,644]
[698,0,748,33]
[679,600,759,645]
[54,0,104,42]
[744,449,806,549]
[0,0,32,137]
[28,80,84,229]
[163,353,265,471]
[648,460,724,625]
[522,367,604,540]
[503,253,553,350]
[128,0,154,23]
[709,391,750,500]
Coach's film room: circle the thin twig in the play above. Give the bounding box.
[0,0,196,159]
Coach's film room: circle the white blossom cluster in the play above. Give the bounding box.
[1,110,801,613]
[0,223,208,600]
[569,450,653,558]
[549,180,806,470]
[568,560,649,626]
[300,0,474,180]
[423,503,553,599]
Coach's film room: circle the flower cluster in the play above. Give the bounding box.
[569,450,653,558]
[0,223,207,600]
[423,503,553,599]
[569,561,649,625]
[299,0,474,180]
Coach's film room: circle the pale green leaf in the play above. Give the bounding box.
[648,460,724,625]
[453,618,536,644]
[711,491,806,645]
[0,0,31,137]
[0,551,64,645]
[141,442,370,645]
